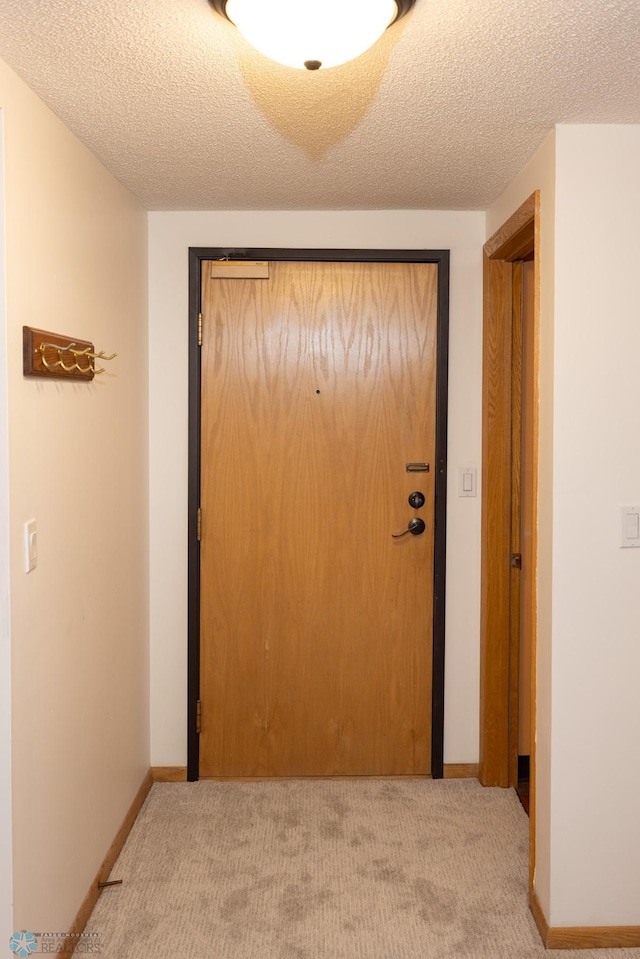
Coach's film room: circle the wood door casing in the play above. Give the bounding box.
[199,260,437,778]
[480,193,539,899]
[509,257,535,773]
[480,191,539,791]
[518,259,535,755]
[509,260,523,786]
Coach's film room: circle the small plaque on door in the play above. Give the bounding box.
[406,463,430,473]
[210,260,269,279]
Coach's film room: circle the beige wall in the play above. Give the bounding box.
[488,125,640,928]
[148,210,485,768]
[0,112,12,944]
[0,57,149,930]
[549,125,640,926]
[486,131,556,919]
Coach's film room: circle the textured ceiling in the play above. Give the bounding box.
[0,0,639,210]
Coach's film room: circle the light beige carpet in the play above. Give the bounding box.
[84,779,640,958]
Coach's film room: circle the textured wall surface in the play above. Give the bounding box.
[0,2,639,209]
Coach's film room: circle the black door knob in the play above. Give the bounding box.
[392,517,426,538]
[408,491,426,509]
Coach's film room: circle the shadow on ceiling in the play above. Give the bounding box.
[231,16,411,161]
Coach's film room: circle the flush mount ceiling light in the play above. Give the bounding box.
[210,0,416,71]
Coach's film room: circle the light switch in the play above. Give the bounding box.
[24,519,37,572]
[458,467,477,498]
[620,507,640,548]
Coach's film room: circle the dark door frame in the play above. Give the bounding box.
[187,248,450,781]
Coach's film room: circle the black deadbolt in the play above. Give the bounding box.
[408,491,426,509]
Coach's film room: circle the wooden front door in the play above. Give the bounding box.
[199,259,438,778]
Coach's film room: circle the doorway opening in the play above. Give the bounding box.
[479,194,539,889]
[187,248,450,781]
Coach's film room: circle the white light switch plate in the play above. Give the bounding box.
[620,506,640,548]
[24,519,37,572]
[458,467,477,497]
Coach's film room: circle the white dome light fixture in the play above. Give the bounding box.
[210,0,416,71]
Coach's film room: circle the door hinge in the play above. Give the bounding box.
[511,553,522,569]
[196,507,202,542]
[198,312,203,347]
[196,699,202,735]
